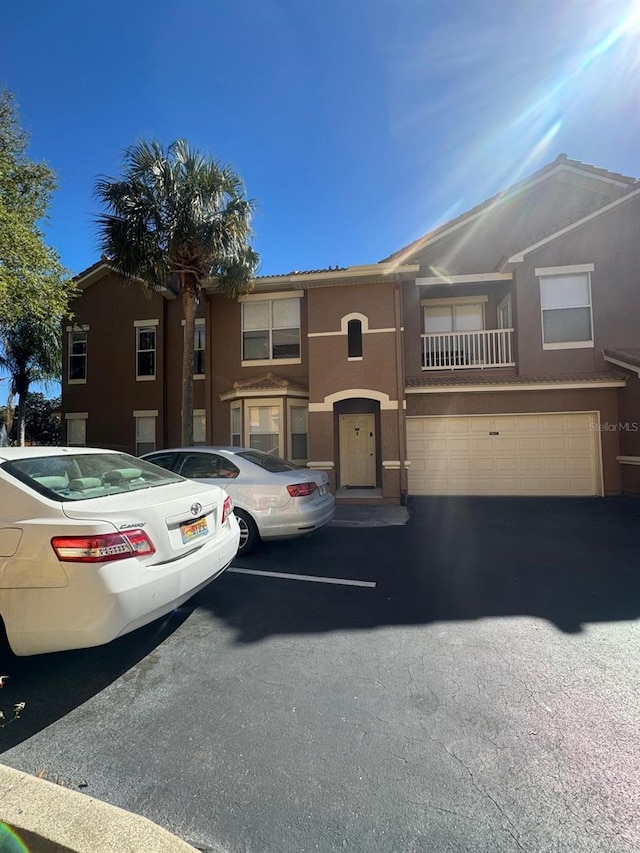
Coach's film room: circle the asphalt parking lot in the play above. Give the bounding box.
[1,496,640,853]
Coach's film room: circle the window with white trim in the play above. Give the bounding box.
[68,330,87,382]
[539,272,593,347]
[136,326,156,379]
[194,322,205,376]
[288,403,308,462]
[66,417,86,446]
[242,298,301,361]
[498,295,512,330]
[347,320,363,358]
[231,403,242,447]
[193,409,206,445]
[247,403,281,454]
[135,415,156,455]
[424,301,484,333]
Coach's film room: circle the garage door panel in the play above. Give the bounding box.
[495,437,518,452]
[407,412,600,496]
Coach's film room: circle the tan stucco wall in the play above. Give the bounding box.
[306,282,401,405]
[514,195,640,377]
[63,273,208,453]
[617,372,640,495]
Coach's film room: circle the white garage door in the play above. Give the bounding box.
[407,412,601,496]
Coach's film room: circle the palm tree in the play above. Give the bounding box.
[0,315,61,446]
[94,139,259,446]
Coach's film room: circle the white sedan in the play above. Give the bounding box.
[0,447,239,656]
[142,447,335,556]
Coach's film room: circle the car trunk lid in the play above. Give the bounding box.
[61,480,225,564]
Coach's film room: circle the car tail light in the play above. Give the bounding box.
[287,482,317,497]
[51,529,156,563]
[222,495,234,525]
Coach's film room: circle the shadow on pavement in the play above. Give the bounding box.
[196,495,640,642]
[2,496,638,752]
[0,606,193,753]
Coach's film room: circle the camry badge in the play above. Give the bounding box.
[190,502,202,517]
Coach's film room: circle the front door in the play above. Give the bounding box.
[339,414,376,487]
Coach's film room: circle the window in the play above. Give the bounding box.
[179,452,239,480]
[539,271,593,348]
[194,322,205,376]
[136,325,156,379]
[231,404,242,446]
[247,404,280,453]
[66,415,87,446]
[242,298,301,362]
[289,404,308,462]
[193,410,206,445]
[424,302,484,333]
[68,330,87,382]
[135,414,156,455]
[498,295,512,329]
[347,320,363,358]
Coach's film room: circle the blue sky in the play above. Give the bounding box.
[2,0,639,280]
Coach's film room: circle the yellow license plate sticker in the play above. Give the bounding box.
[180,516,208,544]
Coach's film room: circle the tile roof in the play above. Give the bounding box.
[604,349,640,370]
[381,154,638,265]
[256,266,347,280]
[406,371,625,388]
[231,373,309,393]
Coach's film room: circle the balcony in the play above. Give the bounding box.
[421,328,515,370]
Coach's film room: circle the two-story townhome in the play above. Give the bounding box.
[62,155,640,502]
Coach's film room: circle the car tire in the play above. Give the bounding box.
[234,508,259,556]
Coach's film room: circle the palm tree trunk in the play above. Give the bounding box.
[181,282,197,446]
[16,383,28,447]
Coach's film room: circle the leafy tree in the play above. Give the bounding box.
[0,88,74,324]
[22,392,61,445]
[0,316,61,445]
[94,139,259,445]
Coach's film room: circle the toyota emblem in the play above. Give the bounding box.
[190,502,202,517]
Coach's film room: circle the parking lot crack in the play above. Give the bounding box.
[442,744,529,852]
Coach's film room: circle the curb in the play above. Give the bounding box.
[0,764,197,853]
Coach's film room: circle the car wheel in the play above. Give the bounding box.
[234,508,259,556]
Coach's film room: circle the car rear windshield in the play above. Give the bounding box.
[236,450,301,473]
[2,452,185,502]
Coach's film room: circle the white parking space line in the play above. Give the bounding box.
[228,566,376,588]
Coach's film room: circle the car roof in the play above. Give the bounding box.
[146,446,248,455]
[0,446,120,462]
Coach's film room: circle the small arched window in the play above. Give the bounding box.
[347,319,363,358]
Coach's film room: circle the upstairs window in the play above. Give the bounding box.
[242,298,301,362]
[136,325,156,379]
[347,320,363,358]
[68,329,88,382]
[424,302,484,334]
[194,322,206,376]
[539,269,593,348]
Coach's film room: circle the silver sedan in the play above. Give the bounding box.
[142,447,335,555]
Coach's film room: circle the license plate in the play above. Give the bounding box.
[318,484,327,496]
[180,516,208,544]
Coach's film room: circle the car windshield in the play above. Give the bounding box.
[236,450,301,473]
[2,452,184,502]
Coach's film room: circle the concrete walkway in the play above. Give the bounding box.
[0,763,199,852]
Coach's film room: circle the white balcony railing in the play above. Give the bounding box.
[421,328,515,370]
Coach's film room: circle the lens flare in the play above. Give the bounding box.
[0,823,30,853]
